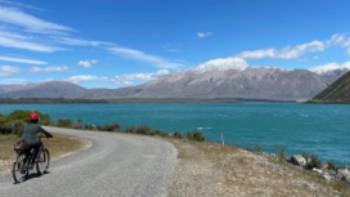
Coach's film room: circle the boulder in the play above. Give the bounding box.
[313,168,337,181]
[288,155,307,167]
[313,168,323,174]
[336,168,350,183]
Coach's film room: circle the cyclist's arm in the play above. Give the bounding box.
[39,126,53,138]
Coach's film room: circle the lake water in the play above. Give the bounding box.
[1,103,349,165]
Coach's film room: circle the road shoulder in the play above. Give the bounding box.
[165,138,350,197]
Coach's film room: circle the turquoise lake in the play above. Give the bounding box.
[1,103,349,165]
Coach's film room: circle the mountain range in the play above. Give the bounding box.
[0,67,348,102]
[311,70,350,103]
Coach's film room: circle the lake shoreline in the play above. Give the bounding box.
[0,98,298,104]
[1,103,350,165]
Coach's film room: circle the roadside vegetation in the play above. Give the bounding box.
[167,139,350,197]
[1,110,349,196]
[0,134,86,161]
[0,111,88,175]
[54,117,205,142]
[0,110,206,143]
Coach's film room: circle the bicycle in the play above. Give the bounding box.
[12,139,50,184]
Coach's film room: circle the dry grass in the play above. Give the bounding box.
[166,138,350,197]
[0,134,88,175]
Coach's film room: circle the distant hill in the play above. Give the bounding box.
[311,71,350,103]
[0,68,347,102]
[0,81,87,99]
[106,68,344,102]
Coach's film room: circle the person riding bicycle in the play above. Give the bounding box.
[20,112,53,164]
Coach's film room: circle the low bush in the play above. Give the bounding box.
[7,110,51,125]
[255,144,263,153]
[126,125,156,135]
[0,111,51,135]
[173,132,183,139]
[305,154,321,170]
[1,110,206,143]
[97,123,121,132]
[186,131,205,142]
[0,122,14,135]
[84,124,97,130]
[56,119,74,128]
[277,146,286,163]
[325,161,337,170]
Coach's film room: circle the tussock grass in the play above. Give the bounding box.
[166,138,350,197]
[0,134,87,167]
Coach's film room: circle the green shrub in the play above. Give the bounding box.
[255,144,263,153]
[7,110,51,124]
[12,120,24,136]
[173,132,183,139]
[186,131,205,142]
[0,122,13,134]
[0,110,52,135]
[305,154,321,170]
[157,130,169,137]
[7,110,30,121]
[127,125,156,135]
[325,161,337,170]
[277,146,286,163]
[56,119,74,128]
[125,126,136,133]
[0,114,6,123]
[154,130,161,135]
[84,124,97,130]
[97,123,121,132]
[136,125,154,135]
[72,120,84,129]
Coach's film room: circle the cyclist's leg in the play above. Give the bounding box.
[31,141,42,164]
[20,141,30,163]
[19,142,31,172]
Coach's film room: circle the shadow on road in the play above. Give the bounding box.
[14,171,50,185]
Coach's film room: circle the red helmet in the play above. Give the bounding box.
[29,112,40,121]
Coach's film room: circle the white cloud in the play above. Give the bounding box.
[30,66,68,73]
[0,29,29,40]
[0,65,20,75]
[78,59,97,68]
[0,6,72,34]
[112,73,154,85]
[0,33,60,52]
[238,41,326,60]
[309,61,350,74]
[67,69,170,86]
[328,34,350,55]
[68,75,108,83]
[197,32,212,39]
[0,55,46,65]
[328,34,350,47]
[110,69,169,85]
[109,47,182,69]
[0,0,40,10]
[196,57,248,72]
[55,37,113,47]
[0,6,67,53]
[193,39,329,72]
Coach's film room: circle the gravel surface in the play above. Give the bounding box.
[0,126,177,197]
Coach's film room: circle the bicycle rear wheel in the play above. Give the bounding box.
[36,148,50,175]
[12,153,29,184]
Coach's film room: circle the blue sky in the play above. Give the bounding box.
[1,0,350,88]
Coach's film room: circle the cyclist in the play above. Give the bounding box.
[20,112,53,164]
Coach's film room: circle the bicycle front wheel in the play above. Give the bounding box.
[12,153,28,184]
[36,148,50,175]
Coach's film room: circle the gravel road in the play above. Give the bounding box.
[0,126,177,197]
